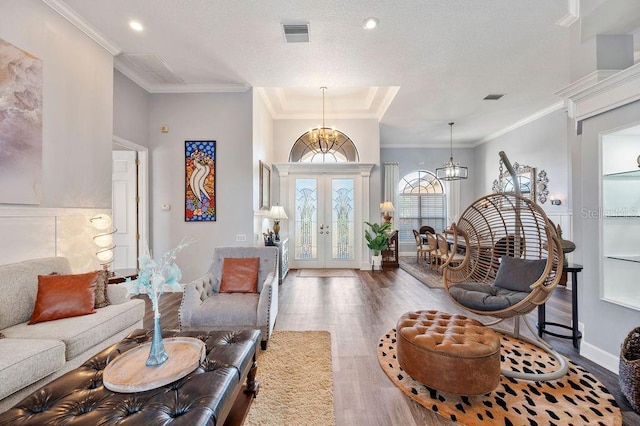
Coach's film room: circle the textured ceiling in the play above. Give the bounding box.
[54,0,636,147]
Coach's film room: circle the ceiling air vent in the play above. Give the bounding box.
[282,24,309,43]
[483,94,505,100]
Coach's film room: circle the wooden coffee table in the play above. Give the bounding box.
[0,329,261,426]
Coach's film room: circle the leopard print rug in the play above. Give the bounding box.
[378,329,621,425]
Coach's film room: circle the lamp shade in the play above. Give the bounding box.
[380,201,395,212]
[269,205,288,220]
[96,248,114,264]
[94,233,114,248]
[90,214,112,230]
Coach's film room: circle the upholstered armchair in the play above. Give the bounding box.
[179,246,279,350]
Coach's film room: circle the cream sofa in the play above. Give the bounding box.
[0,257,145,411]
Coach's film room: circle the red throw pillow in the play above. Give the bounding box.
[219,258,260,293]
[29,271,99,324]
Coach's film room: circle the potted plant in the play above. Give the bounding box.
[365,221,392,269]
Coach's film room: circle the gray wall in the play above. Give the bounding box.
[473,109,570,216]
[573,99,640,360]
[148,91,254,282]
[0,0,113,209]
[113,70,150,147]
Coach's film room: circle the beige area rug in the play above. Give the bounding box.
[398,256,444,288]
[245,331,335,425]
[297,269,356,278]
[378,329,622,425]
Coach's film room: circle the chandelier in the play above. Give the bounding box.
[309,87,338,153]
[436,122,468,181]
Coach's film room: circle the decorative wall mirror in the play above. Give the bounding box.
[492,162,549,204]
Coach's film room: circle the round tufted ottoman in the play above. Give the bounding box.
[396,310,501,395]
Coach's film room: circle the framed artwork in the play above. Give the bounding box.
[185,141,216,221]
[259,161,271,210]
[0,37,43,204]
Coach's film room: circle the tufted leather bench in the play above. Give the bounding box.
[396,310,500,395]
[0,329,260,426]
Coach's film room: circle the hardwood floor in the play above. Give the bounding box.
[141,268,640,426]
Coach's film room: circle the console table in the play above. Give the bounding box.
[537,263,583,349]
[381,230,399,269]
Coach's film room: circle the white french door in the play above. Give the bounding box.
[290,175,359,268]
[276,163,374,270]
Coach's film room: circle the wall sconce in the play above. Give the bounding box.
[268,205,288,241]
[380,201,396,224]
[90,214,116,273]
[550,196,562,206]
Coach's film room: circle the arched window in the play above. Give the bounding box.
[397,170,446,243]
[288,129,359,162]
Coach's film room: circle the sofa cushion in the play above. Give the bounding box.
[190,293,259,327]
[0,257,72,330]
[220,258,259,293]
[4,299,145,360]
[448,282,529,311]
[29,271,98,324]
[0,338,66,400]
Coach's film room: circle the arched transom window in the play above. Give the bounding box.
[289,129,359,163]
[397,170,446,242]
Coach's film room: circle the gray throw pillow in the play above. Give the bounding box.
[493,256,546,293]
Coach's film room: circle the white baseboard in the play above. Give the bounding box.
[580,340,620,374]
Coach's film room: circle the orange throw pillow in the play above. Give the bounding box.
[29,271,98,324]
[220,258,259,293]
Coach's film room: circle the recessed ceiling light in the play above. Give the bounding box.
[484,94,505,100]
[129,21,144,32]
[363,17,379,30]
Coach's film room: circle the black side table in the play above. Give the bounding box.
[537,263,583,349]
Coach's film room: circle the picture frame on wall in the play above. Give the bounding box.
[185,140,216,221]
[259,160,271,210]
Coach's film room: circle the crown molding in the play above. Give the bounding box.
[556,64,640,122]
[380,143,474,149]
[146,83,250,94]
[376,87,400,120]
[42,0,121,55]
[273,162,375,176]
[554,70,620,101]
[555,0,580,28]
[474,101,565,146]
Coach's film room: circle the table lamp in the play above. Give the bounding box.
[380,201,395,224]
[268,205,288,241]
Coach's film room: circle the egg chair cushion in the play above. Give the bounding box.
[493,256,547,293]
[448,282,529,312]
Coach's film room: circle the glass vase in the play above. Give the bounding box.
[146,315,168,366]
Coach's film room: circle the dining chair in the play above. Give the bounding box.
[437,233,464,267]
[426,233,440,270]
[412,230,430,264]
